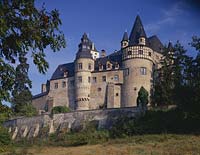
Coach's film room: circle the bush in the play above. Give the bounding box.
[49,121,109,146]
[20,104,37,117]
[51,106,70,114]
[110,109,200,137]
[0,126,11,146]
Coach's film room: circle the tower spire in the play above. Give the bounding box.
[121,31,129,42]
[129,15,147,46]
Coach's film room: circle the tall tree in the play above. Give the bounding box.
[152,45,174,106]
[0,0,66,105]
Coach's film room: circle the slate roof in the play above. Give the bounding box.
[94,50,123,71]
[76,33,93,59]
[121,32,129,41]
[32,92,48,99]
[129,15,147,46]
[148,35,164,53]
[51,62,74,80]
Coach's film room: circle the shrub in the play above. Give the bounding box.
[19,104,37,117]
[51,106,70,114]
[0,126,11,146]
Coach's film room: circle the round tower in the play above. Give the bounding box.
[121,16,154,107]
[75,33,94,110]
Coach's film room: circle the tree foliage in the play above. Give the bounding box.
[137,86,149,108]
[152,36,200,112]
[0,0,66,105]
[51,106,70,114]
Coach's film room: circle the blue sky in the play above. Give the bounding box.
[29,0,200,96]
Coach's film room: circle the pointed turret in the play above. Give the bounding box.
[76,33,92,59]
[129,15,147,46]
[122,31,129,41]
[121,31,129,48]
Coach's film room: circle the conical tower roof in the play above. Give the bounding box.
[129,15,147,45]
[121,31,129,42]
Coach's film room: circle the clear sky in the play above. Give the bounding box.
[29,0,200,96]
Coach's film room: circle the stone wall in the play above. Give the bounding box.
[3,107,142,140]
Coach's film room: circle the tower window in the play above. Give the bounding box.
[140,67,147,75]
[54,83,58,89]
[70,80,74,86]
[98,88,102,92]
[78,63,82,70]
[124,68,129,76]
[88,63,92,70]
[78,76,82,83]
[62,81,66,88]
[114,75,119,81]
[116,93,119,96]
[88,76,91,83]
[102,76,106,82]
[92,77,97,83]
[138,50,143,55]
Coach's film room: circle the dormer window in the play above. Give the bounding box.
[106,61,112,70]
[63,71,68,77]
[99,64,103,71]
[139,37,146,45]
[115,63,119,69]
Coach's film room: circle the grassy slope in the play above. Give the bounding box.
[5,134,200,155]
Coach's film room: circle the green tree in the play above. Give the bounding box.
[152,45,174,106]
[0,0,66,105]
[137,86,149,108]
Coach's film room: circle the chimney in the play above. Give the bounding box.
[92,43,95,50]
[101,50,106,58]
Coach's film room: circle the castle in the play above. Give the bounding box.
[32,15,165,113]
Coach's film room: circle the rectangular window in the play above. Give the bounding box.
[102,76,106,82]
[124,68,129,76]
[70,80,74,86]
[92,77,97,83]
[78,76,82,83]
[88,76,91,83]
[88,63,91,70]
[114,75,119,81]
[54,83,58,89]
[140,67,147,75]
[78,63,82,70]
[62,81,66,88]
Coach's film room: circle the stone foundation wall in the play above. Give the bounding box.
[3,107,142,140]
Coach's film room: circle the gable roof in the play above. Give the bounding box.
[51,62,74,80]
[148,35,164,53]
